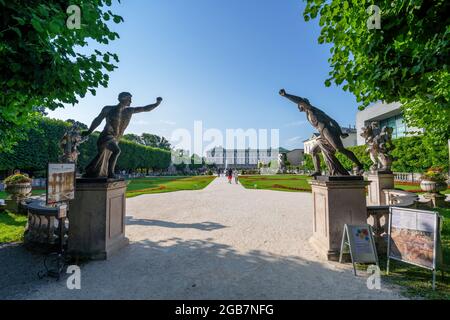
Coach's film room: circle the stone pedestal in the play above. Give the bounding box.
[367,172,394,206]
[68,178,129,260]
[309,176,370,261]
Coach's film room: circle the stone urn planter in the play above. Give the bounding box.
[420,180,448,194]
[4,173,32,213]
[419,167,448,208]
[5,183,32,199]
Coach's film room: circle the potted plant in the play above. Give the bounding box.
[420,167,448,194]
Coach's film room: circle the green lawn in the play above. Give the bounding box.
[240,175,450,195]
[395,183,450,195]
[126,176,216,198]
[0,211,28,243]
[0,177,217,200]
[239,175,312,192]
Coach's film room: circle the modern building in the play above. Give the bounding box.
[205,147,279,169]
[303,126,357,155]
[356,102,421,145]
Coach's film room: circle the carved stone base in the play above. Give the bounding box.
[309,176,370,261]
[23,200,64,254]
[68,178,129,260]
[367,172,394,206]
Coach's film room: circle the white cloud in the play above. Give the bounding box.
[284,120,308,127]
[284,136,305,148]
[159,120,177,126]
[134,120,151,126]
[286,136,303,143]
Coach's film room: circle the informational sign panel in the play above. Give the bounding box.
[387,207,442,290]
[340,224,378,276]
[47,163,76,205]
[388,207,440,270]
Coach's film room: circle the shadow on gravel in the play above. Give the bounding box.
[126,217,227,231]
[0,237,403,299]
[0,243,54,299]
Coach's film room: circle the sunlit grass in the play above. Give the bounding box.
[126,176,216,198]
[239,175,312,192]
[0,211,27,243]
[239,175,450,195]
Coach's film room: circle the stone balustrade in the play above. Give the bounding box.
[367,205,390,254]
[393,172,422,183]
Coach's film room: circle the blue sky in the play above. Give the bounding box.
[48,0,360,152]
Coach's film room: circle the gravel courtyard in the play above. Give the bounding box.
[0,177,405,300]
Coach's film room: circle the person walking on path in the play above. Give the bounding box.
[227,168,233,184]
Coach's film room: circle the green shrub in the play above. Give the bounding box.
[303,136,449,173]
[4,173,32,185]
[0,117,172,175]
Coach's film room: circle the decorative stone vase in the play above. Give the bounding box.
[5,183,32,199]
[5,182,32,213]
[420,180,448,194]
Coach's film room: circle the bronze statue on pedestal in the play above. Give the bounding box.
[82,92,163,179]
[279,89,363,177]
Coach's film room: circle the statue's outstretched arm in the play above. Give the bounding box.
[84,107,109,135]
[279,89,313,111]
[132,97,163,114]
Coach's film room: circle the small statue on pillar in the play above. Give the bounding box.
[360,122,394,173]
[60,123,87,164]
[277,153,286,174]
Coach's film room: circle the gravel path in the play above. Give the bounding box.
[0,177,405,300]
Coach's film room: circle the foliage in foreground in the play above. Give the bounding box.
[0,0,123,152]
[303,0,450,147]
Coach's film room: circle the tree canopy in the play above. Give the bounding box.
[123,133,172,151]
[303,0,450,145]
[0,0,123,152]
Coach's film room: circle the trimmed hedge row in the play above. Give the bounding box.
[303,136,449,173]
[0,117,171,176]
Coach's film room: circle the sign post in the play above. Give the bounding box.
[39,163,76,279]
[46,163,76,205]
[339,224,379,276]
[387,207,442,290]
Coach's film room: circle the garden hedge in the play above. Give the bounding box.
[303,136,449,173]
[0,117,171,177]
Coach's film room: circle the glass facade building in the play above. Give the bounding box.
[379,114,409,139]
[356,102,422,145]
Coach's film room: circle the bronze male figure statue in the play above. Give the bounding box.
[82,92,163,179]
[279,89,363,177]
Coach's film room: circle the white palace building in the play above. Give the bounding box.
[205,147,279,170]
